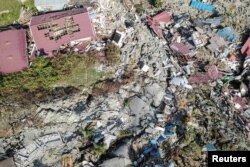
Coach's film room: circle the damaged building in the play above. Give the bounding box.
[147,11,172,39]
[14,133,63,166]
[29,8,96,57]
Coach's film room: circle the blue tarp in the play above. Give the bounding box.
[165,124,176,131]
[202,144,216,151]
[217,27,237,42]
[151,140,158,146]
[158,135,166,142]
[164,124,176,137]
[164,132,176,137]
[190,0,215,12]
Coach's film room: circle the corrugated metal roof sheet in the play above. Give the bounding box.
[190,0,215,12]
[35,0,69,11]
[0,29,28,74]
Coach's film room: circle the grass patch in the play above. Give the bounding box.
[52,54,106,87]
[79,125,95,143]
[0,0,37,26]
[118,130,132,138]
[0,54,107,100]
[0,0,21,26]
[23,0,37,13]
[0,57,58,93]
[62,67,105,87]
[90,142,107,157]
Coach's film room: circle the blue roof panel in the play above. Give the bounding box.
[190,0,215,12]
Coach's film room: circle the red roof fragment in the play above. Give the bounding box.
[228,55,236,61]
[241,37,250,56]
[233,96,247,110]
[0,29,28,74]
[147,11,172,39]
[189,65,222,84]
[150,11,172,24]
[207,65,222,80]
[189,74,211,84]
[170,42,192,56]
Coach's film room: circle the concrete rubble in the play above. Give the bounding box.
[1,0,250,167]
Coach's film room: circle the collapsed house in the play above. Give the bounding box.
[34,0,70,12]
[29,8,96,57]
[0,29,29,74]
[15,133,63,166]
[147,11,172,39]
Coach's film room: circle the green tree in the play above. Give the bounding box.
[150,0,163,8]
[154,0,163,9]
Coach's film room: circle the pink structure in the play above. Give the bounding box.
[0,29,28,74]
[30,8,96,57]
[170,42,192,56]
[147,11,172,39]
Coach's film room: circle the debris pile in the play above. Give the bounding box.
[1,0,250,167]
[128,2,250,166]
